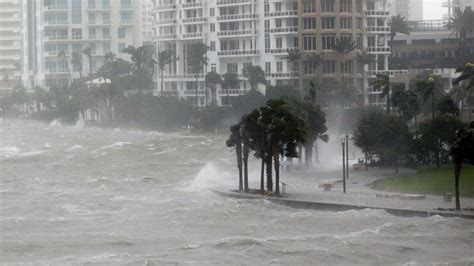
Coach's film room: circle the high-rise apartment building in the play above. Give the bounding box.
[153,0,390,107]
[0,0,21,90]
[443,0,474,18]
[388,0,423,21]
[20,0,143,89]
[139,0,154,44]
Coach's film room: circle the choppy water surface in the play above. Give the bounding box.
[1,119,473,264]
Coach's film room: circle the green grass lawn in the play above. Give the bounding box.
[372,165,474,197]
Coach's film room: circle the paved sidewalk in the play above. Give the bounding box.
[240,165,474,217]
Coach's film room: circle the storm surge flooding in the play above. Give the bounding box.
[1,119,473,264]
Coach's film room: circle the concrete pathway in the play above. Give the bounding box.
[235,165,474,218]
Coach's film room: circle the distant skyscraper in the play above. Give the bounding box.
[388,0,423,21]
[443,0,474,18]
[139,0,154,44]
[20,0,143,89]
[0,0,21,90]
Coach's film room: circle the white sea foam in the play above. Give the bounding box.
[101,142,132,150]
[49,119,62,127]
[66,145,83,152]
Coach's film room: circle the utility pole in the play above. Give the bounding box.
[342,139,346,194]
[346,134,349,180]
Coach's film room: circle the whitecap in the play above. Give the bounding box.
[154,148,178,155]
[101,142,132,150]
[49,119,61,127]
[66,145,83,152]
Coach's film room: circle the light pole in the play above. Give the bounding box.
[342,138,346,194]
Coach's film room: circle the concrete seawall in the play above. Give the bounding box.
[211,189,474,220]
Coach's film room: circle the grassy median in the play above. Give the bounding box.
[372,165,474,197]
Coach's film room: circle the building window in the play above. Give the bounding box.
[103,27,110,38]
[265,62,271,73]
[303,17,316,30]
[322,60,336,74]
[340,0,352,12]
[89,28,96,39]
[102,13,110,24]
[321,0,335,12]
[71,0,81,24]
[102,0,110,9]
[118,28,125,38]
[88,0,95,9]
[227,63,238,74]
[343,60,353,74]
[88,13,96,24]
[304,61,318,74]
[210,8,215,16]
[118,42,126,53]
[322,34,335,50]
[103,42,111,53]
[121,0,131,8]
[277,61,283,72]
[340,17,352,29]
[275,19,282,28]
[210,23,215,32]
[303,35,317,50]
[303,0,316,13]
[121,12,132,23]
[72,28,82,39]
[321,17,335,29]
[276,38,282,48]
[210,41,215,51]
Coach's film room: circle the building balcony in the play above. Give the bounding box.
[163,74,205,80]
[269,26,298,34]
[44,36,69,41]
[364,10,390,17]
[120,20,134,25]
[154,19,177,26]
[366,69,409,78]
[266,47,298,55]
[183,89,205,96]
[47,69,69,74]
[121,5,133,10]
[217,29,256,38]
[217,49,259,57]
[182,32,204,39]
[218,89,246,95]
[365,26,390,33]
[217,0,252,6]
[182,2,202,9]
[156,33,178,40]
[442,0,461,8]
[270,72,297,79]
[87,7,112,12]
[264,10,298,18]
[217,13,258,21]
[182,17,207,24]
[154,4,177,11]
[43,21,70,27]
[366,47,391,54]
[43,5,69,12]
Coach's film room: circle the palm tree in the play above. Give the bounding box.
[157,50,177,96]
[226,124,243,191]
[356,52,375,106]
[187,43,209,107]
[242,65,267,91]
[205,71,222,106]
[70,52,83,79]
[57,50,72,84]
[454,63,474,90]
[83,47,93,89]
[372,72,392,115]
[260,100,307,196]
[332,38,357,77]
[416,74,439,120]
[122,45,156,93]
[389,15,410,55]
[450,123,474,210]
[284,48,301,87]
[222,72,239,106]
[447,7,474,58]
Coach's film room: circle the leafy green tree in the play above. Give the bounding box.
[389,15,410,55]
[415,74,444,120]
[266,84,300,100]
[353,110,385,170]
[187,43,209,106]
[232,88,266,117]
[437,95,459,117]
[454,63,474,90]
[450,123,474,210]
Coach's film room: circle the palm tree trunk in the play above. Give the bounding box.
[266,152,273,192]
[260,157,265,194]
[195,75,199,107]
[305,140,313,168]
[160,69,164,96]
[236,142,243,192]
[365,152,368,171]
[431,87,436,120]
[243,142,249,192]
[274,151,280,197]
[454,160,462,211]
[298,144,303,164]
